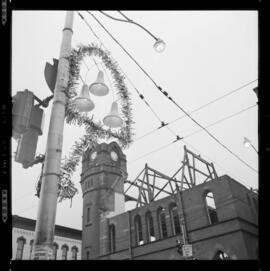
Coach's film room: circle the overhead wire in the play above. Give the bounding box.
[77,11,257,190]
[84,10,258,174]
[129,104,257,189]
[130,104,257,162]
[135,81,258,141]
[77,11,164,125]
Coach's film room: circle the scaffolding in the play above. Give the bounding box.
[124,145,218,207]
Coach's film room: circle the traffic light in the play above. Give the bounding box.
[12,89,34,136]
[14,104,44,167]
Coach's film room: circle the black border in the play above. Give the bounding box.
[2,0,267,270]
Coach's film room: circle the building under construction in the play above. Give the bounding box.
[80,141,258,260]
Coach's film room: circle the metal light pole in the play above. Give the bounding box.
[32,11,74,260]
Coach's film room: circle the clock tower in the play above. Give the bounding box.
[80,141,127,259]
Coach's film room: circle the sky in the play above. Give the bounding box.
[12,10,258,230]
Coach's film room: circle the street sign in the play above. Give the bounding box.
[182,244,193,257]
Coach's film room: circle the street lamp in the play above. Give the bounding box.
[153,38,166,53]
[99,10,166,53]
[243,137,258,154]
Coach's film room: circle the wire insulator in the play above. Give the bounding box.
[139,94,144,100]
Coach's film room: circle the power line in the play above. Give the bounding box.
[183,104,257,139]
[181,139,254,189]
[129,141,175,163]
[86,11,159,89]
[168,95,258,173]
[131,103,257,162]
[85,11,258,174]
[166,80,258,126]
[135,101,257,142]
[77,11,164,124]
[77,11,257,191]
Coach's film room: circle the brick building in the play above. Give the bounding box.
[80,142,258,260]
[12,215,81,260]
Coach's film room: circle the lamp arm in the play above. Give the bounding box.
[99,10,158,41]
[251,143,258,154]
[99,10,130,24]
[117,10,158,41]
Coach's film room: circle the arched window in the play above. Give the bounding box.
[213,250,230,260]
[61,244,69,260]
[29,239,34,259]
[145,211,155,242]
[108,224,116,253]
[134,215,143,245]
[169,203,181,235]
[16,236,26,259]
[52,242,59,260]
[205,191,218,224]
[157,207,168,239]
[71,246,78,260]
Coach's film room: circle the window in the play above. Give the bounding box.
[61,244,68,260]
[108,224,116,253]
[145,211,156,242]
[157,207,168,239]
[16,236,26,259]
[52,243,58,260]
[134,215,143,245]
[86,250,90,259]
[169,203,181,235]
[29,240,34,259]
[71,246,78,260]
[86,206,91,223]
[205,192,218,224]
[213,250,230,260]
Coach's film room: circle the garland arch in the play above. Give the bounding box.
[37,44,134,203]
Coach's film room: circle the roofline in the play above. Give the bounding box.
[12,215,82,240]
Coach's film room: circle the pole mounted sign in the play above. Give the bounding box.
[182,244,193,257]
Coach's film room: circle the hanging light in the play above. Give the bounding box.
[243,137,251,148]
[73,84,95,112]
[89,71,109,96]
[154,38,166,53]
[103,101,123,128]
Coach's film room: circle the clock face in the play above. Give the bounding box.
[90,151,97,161]
[110,151,118,161]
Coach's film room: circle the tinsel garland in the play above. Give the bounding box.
[56,43,134,203]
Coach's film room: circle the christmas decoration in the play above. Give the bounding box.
[36,44,134,203]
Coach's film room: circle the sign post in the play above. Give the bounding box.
[182,244,193,258]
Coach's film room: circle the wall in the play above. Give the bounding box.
[98,175,258,260]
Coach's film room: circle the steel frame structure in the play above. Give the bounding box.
[124,145,218,207]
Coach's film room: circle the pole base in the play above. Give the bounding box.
[32,245,53,260]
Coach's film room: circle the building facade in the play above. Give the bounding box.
[81,142,258,260]
[12,215,82,260]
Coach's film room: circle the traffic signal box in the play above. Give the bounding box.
[12,89,34,135]
[12,90,44,167]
